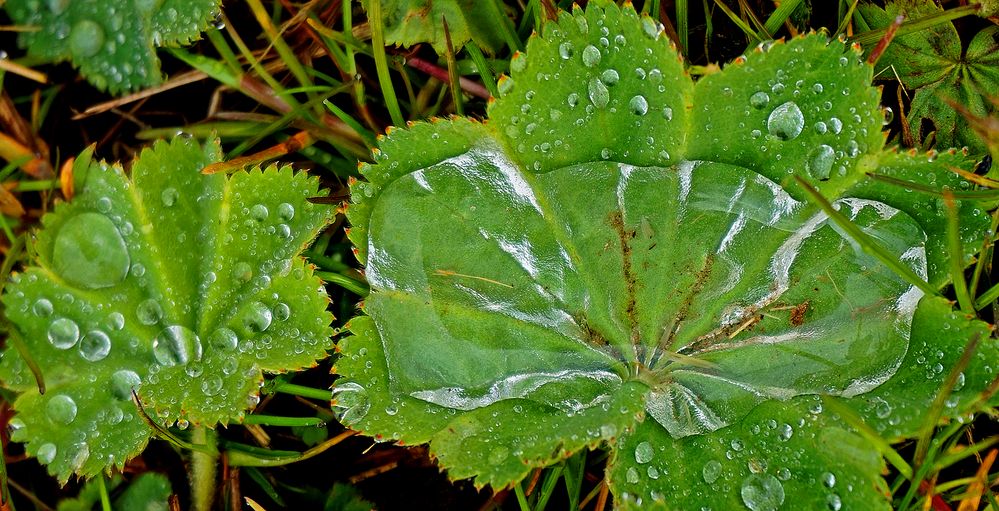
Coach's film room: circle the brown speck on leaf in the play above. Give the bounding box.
[790,301,810,327]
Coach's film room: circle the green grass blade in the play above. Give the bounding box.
[944,192,975,313]
[367,0,405,127]
[764,0,803,36]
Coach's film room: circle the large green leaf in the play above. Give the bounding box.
[338,2,995,507]
[857,1,999,153]
[4,0,220,93]
[1,137,335,482]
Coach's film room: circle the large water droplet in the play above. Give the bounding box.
[629,95,649,116]
[136,299,163,325]
[48,318,80,349]
[702,460,722,483]
[242,301,273,332]
[46,394,78,424]
[69,20,105,58]
[36,443,57,464]
[331,381,370,424]
[741,474,785,511]
[110,369,141,400]
[152,325,202,366]
[588,78,609,108]
[807,145,836,180]
[277,202,295,221]
[634,441,654,464]
[273,302,291,321]
[52,212,129,289]
[581,45,601,67]
[33,298,53,317]
[209,327,238,351]
[79,330,111,361]
[767,102,805,141]
[750,92,770,109]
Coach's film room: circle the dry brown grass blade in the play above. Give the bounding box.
[956,448,997,511]
[201,130,315,174]
[946,97,999,153]
[73,70,208,119]
[948,165,999,188]
[0,183,25,217]
[0,59,46,84]
[0,90,51,178]
[0,132,50,179]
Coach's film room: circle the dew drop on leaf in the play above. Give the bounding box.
[806,145,836,180]
[634,441,654,464]
[488,445,510,464]
[601,69,620,86]
[250,204,269,221]
[78,330,111,361]
[46,0,69,14]
[588,78,609,108]
[567,93,579,107]
[273,302,291,321]
[209,327,238,351]
[69,20,104,58]
[52,212,130,289]
[829,117,843,134]
[233,261,253,282]
[136,299,163,326]
[629,95,649,116]
[110,369,141,400]
[152,325,202,366]
[242,301,273,332]
[36,443,57,464]
[741,474,785,511]
[626,467,640,484]
[581,44,601,67]
[48,318,80,349]
[827,494,842,511]
[160,188,178,207]
[46,394,78,424]
[749,91,770,109]
[277,202,295,221]
[497,76,514,96]
[106,312,125,331]
[766,101,804,140]
[778,423,793,441]
[821,472,836,488]
[331,381,370,424]
[202,375,223,396]
[558,42,574,60]
[32,298,53,317]
[702,460,722,483]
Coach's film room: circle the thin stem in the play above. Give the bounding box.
[190,427,220,511]
[242,414,325,427]
[97,475,112,511]
[271,382,332,401]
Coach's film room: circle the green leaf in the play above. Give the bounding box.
[362,0,508,54]
[1,136,335,482]
[4,0,220,93]
[858,1,999,152]
[57,472,171,511]
[339,2,993,506]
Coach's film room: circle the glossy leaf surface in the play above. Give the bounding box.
[339,2,996,507]
[0,137,335,481]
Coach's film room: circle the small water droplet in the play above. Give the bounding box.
[498,76,515,95]
[152,325,202,366]
[702,460,722,483]
[741,474,785,511]
[826,494,842,510]
[582,45,601,67]
[273,302,291,321]
[807,145,836,180]
[46,394,78,424]
[778,423,793,441]
[136,299,163,325]
[812,83,824,94]
[626,467,640,484]
[48,318,80,349]
[110,369,141,400]
[250,204,269,221]
[559,42,574,60]
[33,298,53,317]
[69,20,104,58]
[36,443,57,464]
[277,202,295,221]
[821,472,836,488]
[79,330,111,361]
[749,92,770,109]
[829,117,843,134]
[882,107,894,125]
[767,101,805,140]
[106,312,125,331]
[202,375,223,396]
[52,212,130,289]
[209,327,238,351]
[243,301,273,333]
[629,95,649,116]
[634,441,654,464]
[161,188,178,207]
[588,78,609,108]
[662,106,673,121]
[601,69,620,86]
[332,381,370,424]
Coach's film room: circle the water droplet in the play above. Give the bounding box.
[33,298,53,317]
[814,121,828,134]
[629,95,649,116]
[826,494,842,511]
[152,325,202,366]
[582,45,601,67]
[46,394,78,424]
[52,212,130,289]
[821,472,836,488]
[641,17,660,38]
[588,78,609,108]
[385,404,398,416]
[107,312,125,331]
[79,330,111,361]
[233,261,253,282]
[767,101,805,140]
[69,20,104,58]
[741,474,785,511]
[559,42,574,60]
[750,92,770,109]
[812,83,824,94]
[601,148,612,160]
[36,443,57,464]
[634,441,654,463]
[567,93,580,107]
[46,0,70,13]
[778,423,793,441]
[277,202,295,221]
[838,56,849,66]
[731,438,744,451]
[776,468,791,480]
[662,106,673,121]
[807,145,836,180]
[136,299,163,325]
[702,460,722,483]
[601,69,620,86]
[272,302,291,321]
[209,327,238,351]
[626,467,640,484]
[498,76,514,96]
[236,303,272,337]
[202,375,223,396]
[331,381,370,424]
[161,188,178,207]
[110,369,141,400]
[250,204,269,221]
[48,318,80,349]
[882,107,894,125]
[829,117,843,134]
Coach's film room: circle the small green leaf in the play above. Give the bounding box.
[859,1,999,152]
[339,2,993,506]
[1,136,335,482]
[4,0,220,93]
[362,0,509,54]
[57,472,171,511]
